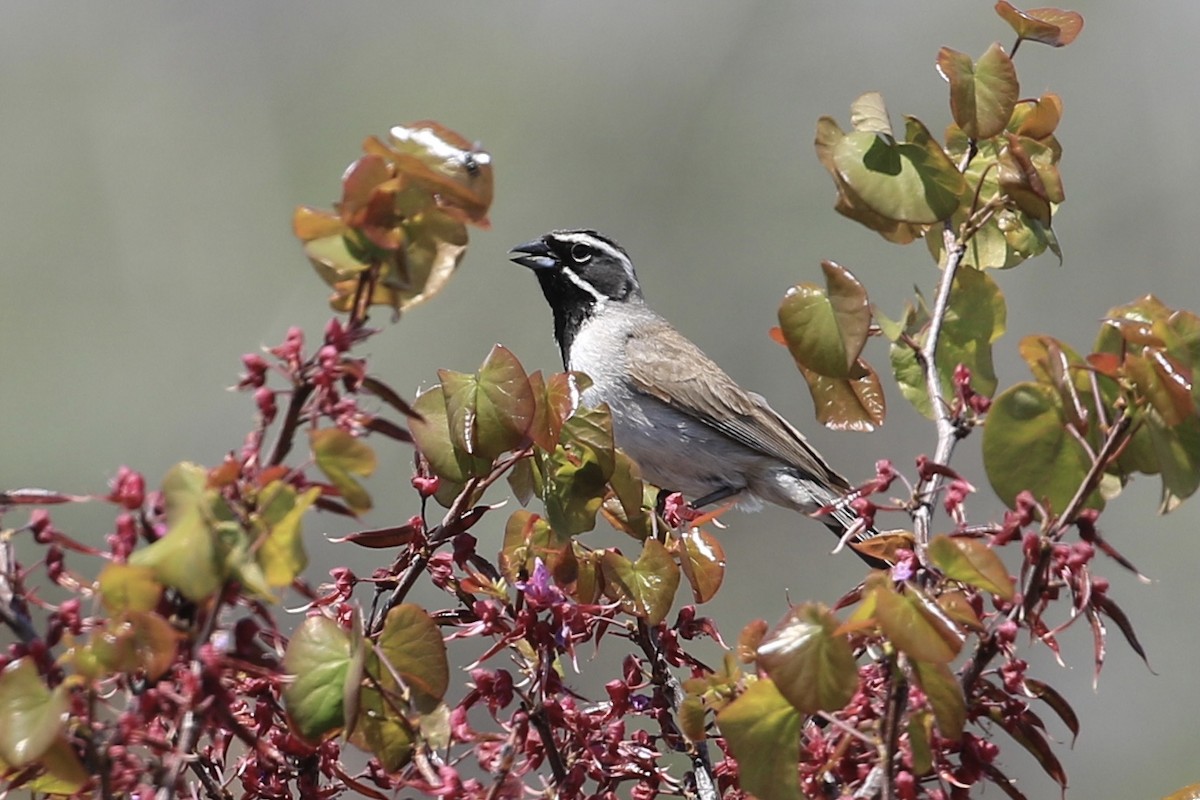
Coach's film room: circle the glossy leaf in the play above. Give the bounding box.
[1009,93,1063,139]
[527,371,587,452]
[755,604,858,714]
[873,583,962,663]
[991,706,1068,790]
[777,261,870,379]
[983,382,1099,512]
[995,2,1084,47]
[385,121,494,226]
[439,344,535,461]
[283,616,353,742]
[678,527,726,604]
[311,428,376,514]
[1146,414,1200,511]
[1023,678,1080,744]
[501,510,577,586]
[937,590,986,633]
[911,659,966,740]
[600,539,681,626]
[0,735,89,794]
[797,359,886,432]
[96,563,162,614]
[376,604,450,702]
[938,44,1019,140]
[409,387,489,490]
[540,444,609,536]
[603,449,653,539]
[717,679,803,800]
[928,535,1015,600]
[0,659,67,767]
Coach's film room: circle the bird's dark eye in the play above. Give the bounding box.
[570,243,593,264]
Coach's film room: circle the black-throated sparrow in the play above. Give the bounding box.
[511,229,881,565]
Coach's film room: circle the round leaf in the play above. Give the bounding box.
[929,535,1015,600]
[716,679,803,800]
[755,604,858,714]
[311,428,376,514]
[439,345,535,461]
[937,44,1019,140]
[283,616,353,742]
[376,604,449,703]
[873,584,962,664]
[0,658,68,767]
[678,527,726,604]
[96,563,162,614]
[983,382,1098,512]
[911,659,966,740]
[128,506,222,603]
[600,539,681,626]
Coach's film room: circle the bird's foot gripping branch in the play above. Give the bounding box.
[4,5,1200,800]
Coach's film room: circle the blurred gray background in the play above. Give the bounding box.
[1,2,1196,797]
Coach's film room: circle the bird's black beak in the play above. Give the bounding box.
[509,238,558,270]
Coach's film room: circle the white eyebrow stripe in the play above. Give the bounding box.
[560,265,607,305]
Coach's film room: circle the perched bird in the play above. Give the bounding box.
[510,229,881,565]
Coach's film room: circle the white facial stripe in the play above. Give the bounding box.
[559,264,607,305]
[555,231,638,289]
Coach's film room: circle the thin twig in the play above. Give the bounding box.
[634,620,718,800]
[879,660,908,800]
[267,383,314,467]
[911,223,968,554]
[0,538,37,643]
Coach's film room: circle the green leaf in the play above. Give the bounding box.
[283,616,353,742]
[1146,412,1200,512]
[539,444,609,536]
[90,611,181,681]
[755,604,858,714]
[908,711,935,776]
[983,382,1099,513]
[600,539,681,626]
[678,527,726,604]
[832,119,964,224]
[873,584,962,664]
[311,428,376,514]
[1,735,89,794]
[717,679,803,800]
[937,43,1019,140]
[777,262,870,379]
[96,563,162,614]
[0,659,68,767]
[501,509,577,586]
[256,482,320,588]
[928,535,1015,600]
[911,659,966,740]
[128,505,223,603]
[814,114,930,244]
[347,679,414,772]
[376,604,449,703]
[439,344,535,461]
[409,386,489,491]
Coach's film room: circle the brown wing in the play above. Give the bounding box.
[624,318,851,491]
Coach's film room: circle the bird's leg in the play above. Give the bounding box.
[690,485,741,510]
